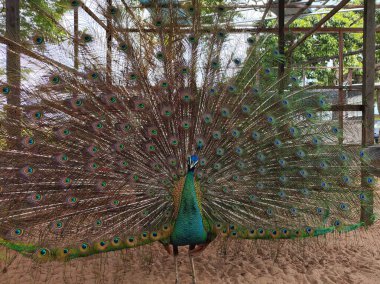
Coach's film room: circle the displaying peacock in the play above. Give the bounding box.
[0,1,378,283]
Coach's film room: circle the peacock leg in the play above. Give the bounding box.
[189,243,209,256]
[189,254,197,284]
[189,245,197,284]
[161,242,172,255]
[173,245,180,284]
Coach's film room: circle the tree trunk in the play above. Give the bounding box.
[5,0,21,148]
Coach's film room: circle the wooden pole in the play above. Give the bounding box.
[278,0,285,78]
[106,0,113,85]
[338,31,344,145]
[5,0,21,148]
[361,0,376,225]
[74,6,79,70]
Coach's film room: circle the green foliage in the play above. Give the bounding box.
[289,4,364,85]
[0,0,69,42]
[244,0,380,85]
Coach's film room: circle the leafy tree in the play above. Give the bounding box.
[243,0,380,86]
[0,0,69,42]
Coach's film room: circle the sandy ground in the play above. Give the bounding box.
[1,222,380,284]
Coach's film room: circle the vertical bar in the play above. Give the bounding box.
[302,66,305,86]
[5,0,21,148]
[361,0,376,225]
[338,31,344,144]
[74,7,79,70]
[278,0,285,78]
[106,0,113,85]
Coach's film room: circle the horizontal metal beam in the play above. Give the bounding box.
[330,105,364,111]
[126,4,380,9]
[116,27,379,34]
[307,85,380,90]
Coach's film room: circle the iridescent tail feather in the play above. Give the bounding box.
[0,0,378,262]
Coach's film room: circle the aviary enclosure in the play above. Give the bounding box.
[0,0,379,283]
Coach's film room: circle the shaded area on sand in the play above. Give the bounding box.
[1,222,380,284]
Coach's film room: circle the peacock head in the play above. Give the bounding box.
[187,155,199,171]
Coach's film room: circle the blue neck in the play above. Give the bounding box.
[170,171,208,246]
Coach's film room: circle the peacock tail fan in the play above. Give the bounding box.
[0,0,378,262]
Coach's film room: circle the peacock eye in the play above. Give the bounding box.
[247,37,255,45]
[51,76,60,84]
[109,6,117,15]
[217,31,226,39]
[83,34,93,43]
[233,58,241,65]
[34,36,44,45]
[119,43,128,51]
[211,60,219,68]
[188,35,196,43]
[71,0,80,7]
[156,52,164,60]
[154,20,162,27]
[2,86,10,94]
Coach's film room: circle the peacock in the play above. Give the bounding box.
[0,1,378,283]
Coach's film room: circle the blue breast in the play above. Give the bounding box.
[170,172,207,246]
